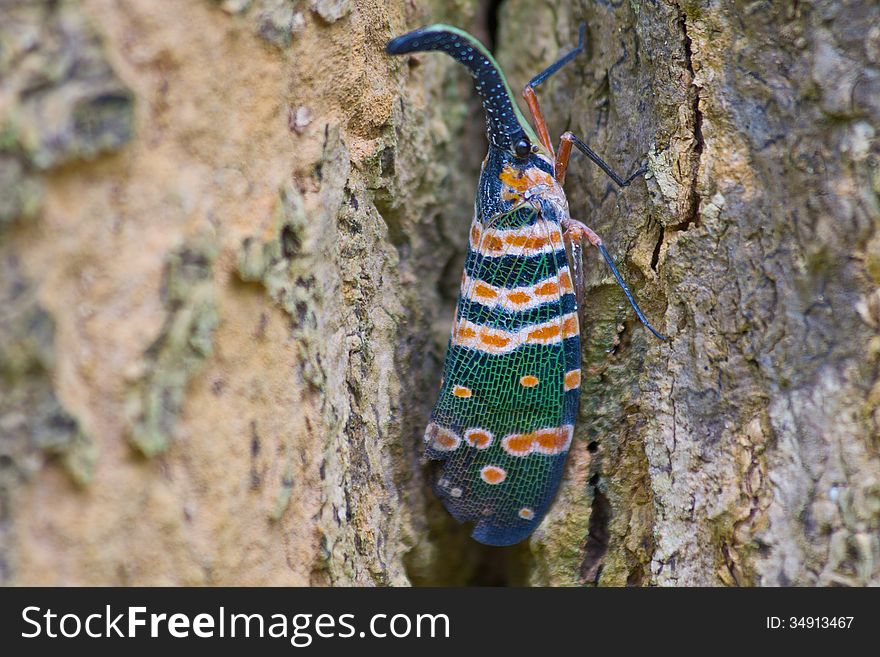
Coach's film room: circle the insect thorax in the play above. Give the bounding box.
[477,146,569,225]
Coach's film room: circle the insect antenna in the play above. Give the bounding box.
[526,23,587,90]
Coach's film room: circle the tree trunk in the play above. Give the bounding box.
[1,0,877,586]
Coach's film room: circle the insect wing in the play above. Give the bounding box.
[424,204,581,546]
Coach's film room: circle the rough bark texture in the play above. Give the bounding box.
[1,0,878,586]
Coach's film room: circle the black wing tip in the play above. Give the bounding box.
[471,520,537,547]
[435,484,539,547]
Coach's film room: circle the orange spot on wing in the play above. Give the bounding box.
[426,423,461,451]
[564,370,581,391]
[474,283,498,299]
[480,465,507,485]
[465,429,493,449]
[470,225,481,243]
[503,426,573,457]
[563,315,578,337]
[457,325,476,339]
[524,236,548,250]
[452,385,472,398]
[507,291,531,305]
[480,331,511,348]
[559,270,574,293]
[485,236,504,251]
[535,281,560,296]
[502,434,535,456]
[435,433,459,448]
[535,428,569,453]
[520,375,539,388]
[518,508,535,520]
[527,325,561,341]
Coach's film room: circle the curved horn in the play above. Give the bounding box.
[387,24,538,150]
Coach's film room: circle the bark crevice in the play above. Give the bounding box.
[580,475,611,584]
[674,4,704,233]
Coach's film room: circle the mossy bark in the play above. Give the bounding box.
[1,0,877,586]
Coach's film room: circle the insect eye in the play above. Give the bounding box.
[514,138,531,159]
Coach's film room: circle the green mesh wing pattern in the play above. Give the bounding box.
[424,205,581,546]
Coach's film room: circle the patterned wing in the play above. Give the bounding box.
[424,204,581,546]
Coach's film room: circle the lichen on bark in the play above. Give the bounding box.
[0,0,134,171]
[127,239,219,457]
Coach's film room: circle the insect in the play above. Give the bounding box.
[387,24,665,546]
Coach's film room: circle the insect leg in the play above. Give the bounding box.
[555,131,646,188]
[562,217,667,341]
[523,23,587,157]
[562,221,587,322]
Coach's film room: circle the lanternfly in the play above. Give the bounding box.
[387,24,665,546]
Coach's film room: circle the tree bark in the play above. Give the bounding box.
[1,0,878,586]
